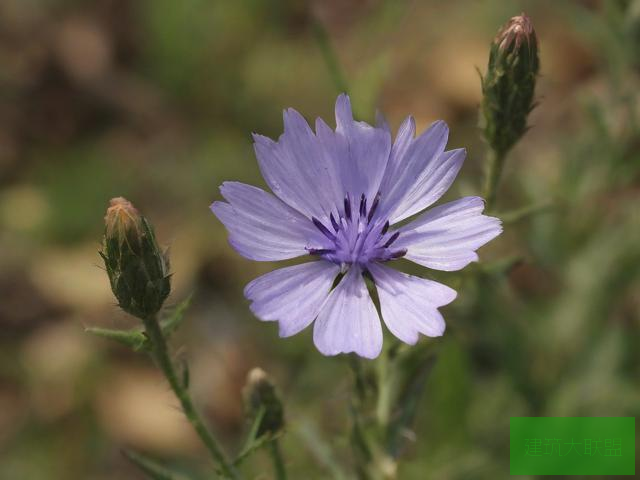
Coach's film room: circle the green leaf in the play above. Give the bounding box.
[122,449,193,480]
[295,421,349,480]
[160,294,193,338]
[85,326,149,351]
[385,342,438,457]
[233,406,275,466]
[246,405,266,444]
[233,434,277,467]
[500,201,555,224]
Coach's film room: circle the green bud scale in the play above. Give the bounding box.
[481,14,539,156]
[243,368,285,438]
[100,197,171,319]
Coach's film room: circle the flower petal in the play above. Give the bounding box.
[389,148,466,223]
[211,181,328,261]
[377,120,455,223]
[369,263,456,344]
[395,196,502,271]
[375,110,391,132]
[314,116,349,212]
[245,261,340,337]
[320,94,391,207]
[378,115,416,193]
[253,108,338,219]
[313,266,382,359]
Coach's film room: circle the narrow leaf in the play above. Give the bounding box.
[85,326,148,351]
[233,407,272,466]
[295,421,349,480]
[122,449,192,480]
[385,343,438,457]
[161,294,193,338]
[245,406,266,446]
[500,201,555,224]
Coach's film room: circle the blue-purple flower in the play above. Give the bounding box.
[211,94,502,359]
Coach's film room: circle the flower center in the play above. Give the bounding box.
[308,193,406,268]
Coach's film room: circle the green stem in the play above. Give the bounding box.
[268,440,287,480]
[347,357,372,479]
[374,352,398,480]
[482,148,506,212]
[142,315,239,479]
[312,18,350,95]
[347,357,397,480]
[375,350,391,431]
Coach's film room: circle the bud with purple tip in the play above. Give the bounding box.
[481,13,539,156]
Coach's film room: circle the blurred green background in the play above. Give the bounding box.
[0,0,639,478]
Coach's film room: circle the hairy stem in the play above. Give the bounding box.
[142,315,239,479]
[348,357,397,480]
[483,148,506,212]
[268,440,287,480]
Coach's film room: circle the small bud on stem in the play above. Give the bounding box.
[482,13,539,155]
[481,14,539,209]
[243,368,285,438]
[101,197,171,319]
[97,198,239,479]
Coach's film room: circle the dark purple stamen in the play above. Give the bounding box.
[367,192,381,223]
[344,195,351,220]
[383,231,400,248]
[330,213,340,232]
[389,248,407,259]
[308,191,401,265]
[312,217,336,241]
[359,194,367,218]
[308,248,335,256]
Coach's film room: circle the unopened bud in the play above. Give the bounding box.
[243,368,284,437]
[101,197,171,319]
[496,14,536,53]
[481,13,539,155]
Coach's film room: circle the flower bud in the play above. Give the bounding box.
[481,13,539,155]
[243,368,284,437]
[101,197,171,319]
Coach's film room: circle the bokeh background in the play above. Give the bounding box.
[1,0,639,478]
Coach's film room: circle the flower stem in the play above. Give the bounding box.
[375,349,391,430]
[312,18,350,95]
[348,357,397,480]
[268,439,287,480]
[483,147,506,212]
[142,314,240,479]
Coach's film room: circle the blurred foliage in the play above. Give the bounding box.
[0,0,639,479]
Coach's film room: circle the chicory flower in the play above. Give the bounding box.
[211,94,501,359]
